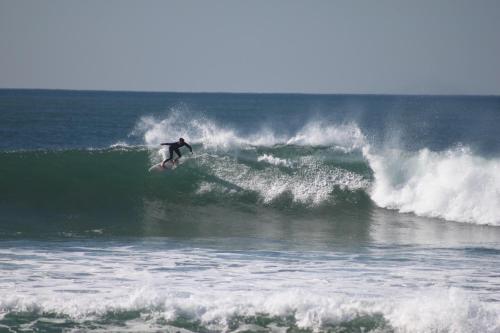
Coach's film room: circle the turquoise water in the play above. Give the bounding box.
[0,89,500,332]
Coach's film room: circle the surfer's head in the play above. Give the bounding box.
[179,138,185,143]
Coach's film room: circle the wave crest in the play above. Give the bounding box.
[133,110,366,151]
[365,146,500,225]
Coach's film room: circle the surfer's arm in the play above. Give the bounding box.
[160,142,173,146]
[185,143,193,152]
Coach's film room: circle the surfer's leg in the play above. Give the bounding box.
[161,148,174,168]
[173,149,181,163]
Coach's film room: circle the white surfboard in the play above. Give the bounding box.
[148,160,177,172]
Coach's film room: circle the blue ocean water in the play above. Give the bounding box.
[0,89,500,332]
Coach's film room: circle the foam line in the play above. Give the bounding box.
[1,245,499,332]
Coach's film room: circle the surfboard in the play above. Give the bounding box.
[148,160,177,172]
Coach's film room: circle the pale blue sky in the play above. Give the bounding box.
[1,0,499,94]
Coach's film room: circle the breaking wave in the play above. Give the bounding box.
[366,146,500,225]
[1,112,499,228]
[132,112,500,226]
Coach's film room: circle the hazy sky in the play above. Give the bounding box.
[1,0,500,94]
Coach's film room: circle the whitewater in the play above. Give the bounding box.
[1,90,500,332]
[134,110,500,225]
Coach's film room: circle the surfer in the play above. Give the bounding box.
[160,138,193,168]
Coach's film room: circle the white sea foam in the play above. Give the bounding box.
[257,154,292,167]
[285,121,366,151]
[365,146,500,226]
[1,244,499,332]
[195,181,237,195]
[197,155,368,205]
[108,141,132,148]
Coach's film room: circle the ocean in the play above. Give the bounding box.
[0,89,499,332]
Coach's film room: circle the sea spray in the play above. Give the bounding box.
[285,120,366,151]
[134,110,366,151]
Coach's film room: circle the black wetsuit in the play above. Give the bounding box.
[161,141,192,163]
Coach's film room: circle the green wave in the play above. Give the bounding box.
[0,148,373,237]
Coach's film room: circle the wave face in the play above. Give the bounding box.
[2,108,500,235]
[0,146,373,237]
